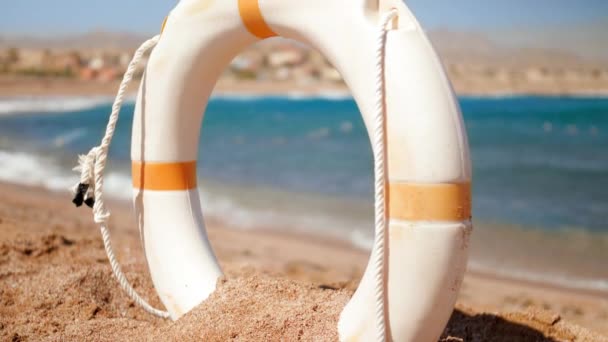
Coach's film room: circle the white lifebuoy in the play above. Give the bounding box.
[130,0,472,341]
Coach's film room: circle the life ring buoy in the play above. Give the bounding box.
[127,0,472,341]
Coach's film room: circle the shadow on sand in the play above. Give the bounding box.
[440,309,562,342]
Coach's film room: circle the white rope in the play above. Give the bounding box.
[372,9,398,342]
[72,34,169,319]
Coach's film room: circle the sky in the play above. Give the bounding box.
[1,0,607,35]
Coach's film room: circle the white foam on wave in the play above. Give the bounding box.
[468,260,608,293]
[212,90,352,101]
[52,128,88,147]
[0,96,138,116]
[0,150,74,191]
[3,92,605,117]
[198,187,370,246]
[348,229,374,250]
[284,90,351,101]
[0,92,353,117]
[0,149,132,199]
[306,126,331,140]
[461,92,608,100]
[0,149,365,241]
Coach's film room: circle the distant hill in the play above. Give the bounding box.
[426,30,587,68]
[487,18,608,64]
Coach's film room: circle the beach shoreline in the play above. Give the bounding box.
[1,181,607,340]
[1,75,608,98]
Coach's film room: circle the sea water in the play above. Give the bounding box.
[0,94,607,292]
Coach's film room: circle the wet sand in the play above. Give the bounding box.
[0,182,607,341]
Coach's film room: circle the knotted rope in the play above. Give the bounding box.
[71,35,169,319]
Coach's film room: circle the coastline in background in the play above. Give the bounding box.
[1,29,608,97]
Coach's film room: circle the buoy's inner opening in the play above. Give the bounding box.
[195,38,376,280]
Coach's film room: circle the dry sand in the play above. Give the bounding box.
[0,182,607,341]
[0,76,348,98]
[1,74,607,98]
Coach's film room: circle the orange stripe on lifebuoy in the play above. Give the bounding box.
[388,182,472,221]
[132,161,197,190]
[238,0,277,39]
[160,16,168,34]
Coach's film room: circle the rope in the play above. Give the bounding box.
[372,9,398,342]
[71,34,169,319]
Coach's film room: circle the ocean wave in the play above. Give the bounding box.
[0,148,367,237]
[468,260,608,293]
[0,91,353,114]
[306,126,331,140]
[0,149,132,198]
[348,229,374,250]
[460,92,608,100]
[0,96,111,115]
[284,90,351,101]
[199,187,371,246]
[212,90,352,101]
[51,128,88,147]
[0,96,139,116]
[0,150,71,190]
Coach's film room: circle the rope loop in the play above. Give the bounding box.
[372,9,398,342]
[70,34,169,319]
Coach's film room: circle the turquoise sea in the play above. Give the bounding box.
[0,94,607,292]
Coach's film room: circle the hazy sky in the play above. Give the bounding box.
[1,0,607,35]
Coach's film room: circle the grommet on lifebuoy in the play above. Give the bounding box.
[74,0,472,341]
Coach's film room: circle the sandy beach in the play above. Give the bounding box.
[1,181,606,341]
[1,74,607,98]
